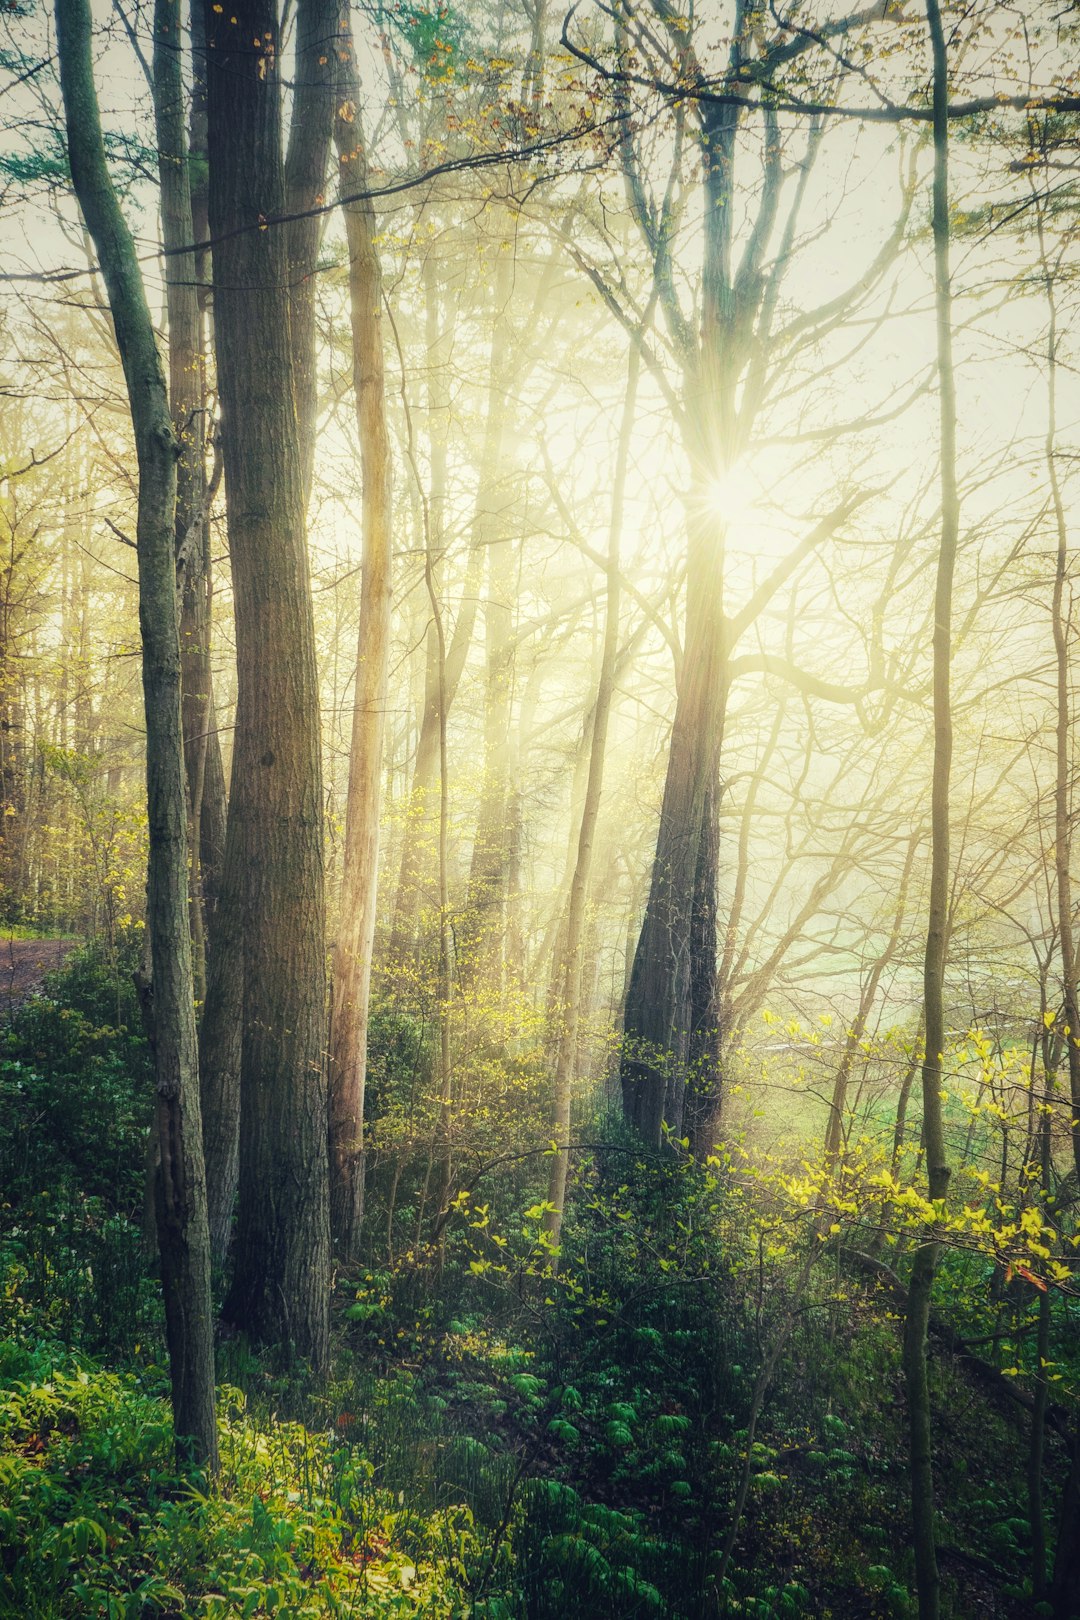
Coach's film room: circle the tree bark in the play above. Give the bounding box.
[207,0,331,1370]
[198,808,244,1262]
[285,0,341,512]
[618,41,742,1151]
[328,17,393,1263]
[902,6,958,1614]
[153,0,213,1000]
[56,0,218,1468]
[1044,239,1080,1190]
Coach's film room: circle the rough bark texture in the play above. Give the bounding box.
[620,512,726,1148]
[153,0,214,1001]
[56,0,218,1469]
[207,0,330,1370]
[328,21,393,1263]
[616,1,903,1149]
[902,7,957,1616]
[198,811,244,1262]
[618,31,744,1150]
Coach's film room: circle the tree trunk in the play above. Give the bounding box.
[1043,235,1080,1189]
[903,7,957,1615]
[153,0,212,999]
[620,510,726,1148]
[285,0,341,512]
[198,807,244,1262]
[619,87,739,1152]
[207,0,331,1370]
[56,0,218,1468]
[328,19,393,1263]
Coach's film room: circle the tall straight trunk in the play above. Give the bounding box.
[183,0,227,924]
[542,343,639,1258]
[1043,244,1080,1189]
[285,0,341,512]
[56,0,217,1468]
[903,7,957,1615]
[183,0,235,1257]
[620,525,725,1148]
[1029,1112,1051,1599]
[207,0,331,1370]
[198,812,244,1262]
[328,21,393,1262]
[1037,197,1080,1620]
[153,0,211,998]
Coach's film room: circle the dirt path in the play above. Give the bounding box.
[0,937,76,1013]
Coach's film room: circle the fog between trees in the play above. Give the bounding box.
[3,1,1080,1615]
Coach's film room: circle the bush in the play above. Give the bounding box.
[0,930,156,1359]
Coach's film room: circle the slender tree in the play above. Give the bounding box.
[328,9,394,1262]
[55,0,218,1467]
[901,3,959,1613]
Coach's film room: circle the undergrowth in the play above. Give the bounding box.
[1,941,1076,1618]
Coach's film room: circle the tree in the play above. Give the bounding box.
[562,0,906,1150]
[54,0,218,1468]
[901,3,959,1613]
[327,7,394,1263]
[206,0,336,1368]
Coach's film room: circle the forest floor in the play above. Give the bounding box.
[0,935,75,1010]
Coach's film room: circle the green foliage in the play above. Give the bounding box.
[0,931,156,1358]
[388,2,469,80]
[5,937,1079,1617]
[0,1344,484,1618]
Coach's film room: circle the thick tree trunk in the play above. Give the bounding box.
[56,0,217,1469]
[903,7,957,1615]
[619,86,738,1152]
[328,22,393,1263]
[207,0,331,1370]
[620,505,726,1148]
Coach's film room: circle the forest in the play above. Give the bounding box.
[1,0,1079,1614]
